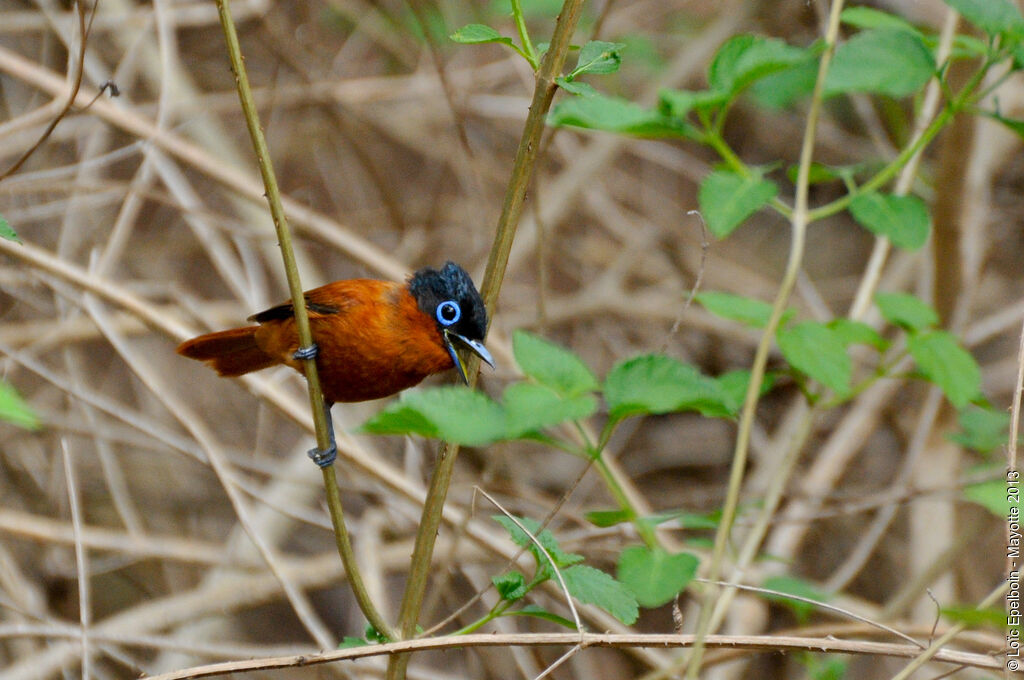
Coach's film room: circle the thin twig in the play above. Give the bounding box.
[388,4,585,678]
[141,631,1002,680]
[212,0,394,640]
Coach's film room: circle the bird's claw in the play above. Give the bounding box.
[293,343,318,361]
[307,443,337,468]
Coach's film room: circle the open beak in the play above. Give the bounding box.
[444,329,494,385]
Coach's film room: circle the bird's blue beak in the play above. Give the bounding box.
[444,330,494,385]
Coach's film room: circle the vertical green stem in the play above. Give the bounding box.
[213,0,394,641]
[683,1,846,676]
[386,3,584,678]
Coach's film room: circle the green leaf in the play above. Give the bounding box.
[617,545,698,608]
[715,369,776,416]
[0,216,21,244]
[849,193,931,250]
[492,515,584,575]
[503,383,597,438]
[840,7,923,34]
[450,24,515,47]
[585,509,633,527]
[555,78,599,97]
[908,330,982,409]
[505,605,578,629]
[569,40,626,78]
[874,292,939,331]
[962,479,1009,517]
[777,322,852,397]
[696,291,774,328]
[949,405,1011,454]
[697,169,778,238]
[940,0,1024,37]
[658,88,731,121]
[824,29,935,98]
[604,355,728,420]
[562,564,639,625]
[828,318,889,351]
[0,381,40,430]
[512,330,598,397]
[548,94,690,138]
[493,571,529,601]
[361,386,506,446]
[761,575,830,622]
[749,57,818,109]
[340,636,370,648]
[706,34,810,96]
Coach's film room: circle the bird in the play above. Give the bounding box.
[176,262,493,463]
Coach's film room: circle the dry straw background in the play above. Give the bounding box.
[1,0,1022,678]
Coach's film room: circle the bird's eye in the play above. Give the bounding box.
[436,300,461,326]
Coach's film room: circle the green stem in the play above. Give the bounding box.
[386,3,584,678]
[510,0,539,69]
[684,0,847,676]
[592,456,658,548]
[213,0,394,641]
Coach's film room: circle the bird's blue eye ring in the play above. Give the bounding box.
[436,300,461,326]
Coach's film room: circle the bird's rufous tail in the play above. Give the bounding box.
[176,327,278,377]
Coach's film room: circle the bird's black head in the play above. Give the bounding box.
[408,262,493,381]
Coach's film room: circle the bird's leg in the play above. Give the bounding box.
[293,343,318,361]
[307,398,338,467]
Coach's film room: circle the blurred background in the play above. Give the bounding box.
[1,0,1021,677]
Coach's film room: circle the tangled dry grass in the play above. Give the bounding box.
[1,0,1022,678]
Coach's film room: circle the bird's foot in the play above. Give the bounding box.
[307,443,337,468]
[293,343,319,361]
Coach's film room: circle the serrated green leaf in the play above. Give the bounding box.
[697,169,778,238]
[949,405,1011,454]
[849,193,931,250]
[749,57,818,109]
[0,216,21,244]
[360,386,505,446]
[617,545,698,608]
[840,7,923,34]
[711,35,810,94]
[962,479,1009,516]
[828,318,889,351]
[493,571,529,601]
[503,383,597,438]
[548,94,691,137]
[450,23,515,47]
[908,330,982,408]
[697,291,774,328]
[761,575,830,622]
[555,78,599,97]
[604,355,728,420]
[492,515,584,576]
[875,292,939,331]
[562,564,639,624]
[0,381,40,430]
[708,34,758,91]
[569,40,626,78]
[777,322,852,397]
[512,330,598,397]
[941,0,1024,37]
[824,29,935,98]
